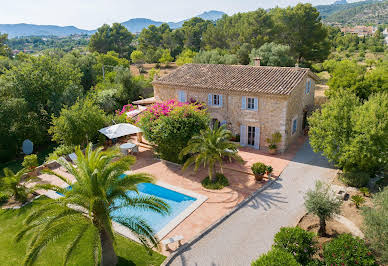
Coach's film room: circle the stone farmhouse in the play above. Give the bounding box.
[152,62,319,152]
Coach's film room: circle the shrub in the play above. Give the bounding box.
[304,181,342,236]
[49,98,108,147]
[351,195,365,208]
[362,187,388,264]
[273,227,317,264]
[251,162,267,176]
[45,145,75,162]
[251,248,300,266]
[323,234,376,266]
[266,166,273,176]
[137,100,209,163]
[22,154,38,169]
[339,171,370,188]
[360,187,370,196]
[201,173,229,190]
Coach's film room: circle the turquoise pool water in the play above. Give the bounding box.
[111,182,196,233]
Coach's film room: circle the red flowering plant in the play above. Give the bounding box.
[137,99,209,163]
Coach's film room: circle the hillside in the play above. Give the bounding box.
[121,10,226,33]
[0,10,226,38]
[0,24,92,38]
[316,0,388,25]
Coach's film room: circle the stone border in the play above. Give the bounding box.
[161,177,277,266]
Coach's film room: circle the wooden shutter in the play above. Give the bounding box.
[219,95,223,107]
[240,125,246,146]
[254,98,258,111]
[208,94,212,106]
[254,127,260,149]
[241,96,246,110]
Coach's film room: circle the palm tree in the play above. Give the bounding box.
[16,143,169,266]
[0,168,39,203]
[180,123,242,182]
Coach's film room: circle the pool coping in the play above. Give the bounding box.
[113,179,208,242]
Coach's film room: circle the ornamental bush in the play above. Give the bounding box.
[323,234,376,266]
[137,100,209,163]
[251,248,300,266]
[273,227,317,264]
[251,162,267,176]
[22,154,38,170]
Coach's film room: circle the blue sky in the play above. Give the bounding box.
[0,0,353,29]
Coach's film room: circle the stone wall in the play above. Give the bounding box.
[154,84,289,152]
[285,75,316,147]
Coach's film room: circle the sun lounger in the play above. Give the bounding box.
[161,235,184,251]
[68,153,77,164]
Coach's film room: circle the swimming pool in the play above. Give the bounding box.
[111,183,197,233]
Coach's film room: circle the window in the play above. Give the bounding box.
[178,90,186,103]
[213,94,220,106]
[305,79,312,95]
[248,126,256,146]
[292,117,298,135]
[247,97,255,110]
[242,96,258,111]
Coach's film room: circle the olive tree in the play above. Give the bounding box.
[304,181,342,236]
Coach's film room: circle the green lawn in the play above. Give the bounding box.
[0,199,166,266]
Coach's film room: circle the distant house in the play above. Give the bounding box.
[152,62,319,152]
[341,26,376,37]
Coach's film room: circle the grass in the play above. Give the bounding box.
[201,173,229,190]
[0,144,56,174]
[0,198,166,266]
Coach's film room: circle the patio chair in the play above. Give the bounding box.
[161,235,184,251]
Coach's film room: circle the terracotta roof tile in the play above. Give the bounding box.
[153,64,318,95]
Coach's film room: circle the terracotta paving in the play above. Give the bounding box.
[130,136,307,255]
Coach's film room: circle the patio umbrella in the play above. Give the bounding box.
[98,123,143,140]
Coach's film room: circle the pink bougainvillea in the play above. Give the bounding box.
[115,104,138,116]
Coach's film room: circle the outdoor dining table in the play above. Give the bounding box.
[119,143,138,155]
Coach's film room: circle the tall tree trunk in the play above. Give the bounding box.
[318,217,326,237]
[99,228,118,266]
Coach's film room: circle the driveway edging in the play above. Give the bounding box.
[161,177,277,266]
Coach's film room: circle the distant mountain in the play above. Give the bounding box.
[0,10,226,38]
[0,23,92,38]
[121,10,226,33]
[316,0,388,25]
[333,0,348,5]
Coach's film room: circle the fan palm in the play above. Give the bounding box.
[180,123,242,182]
[16,143,170,266]
[0,167,40,203]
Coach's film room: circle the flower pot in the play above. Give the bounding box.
[268,148,277,155]
[254,174,264,182]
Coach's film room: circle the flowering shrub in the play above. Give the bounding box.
[323,234,376,266]
[252,248,299,266]
[137,100,209,163]
[273,227,317,264]
[115,104,138,116]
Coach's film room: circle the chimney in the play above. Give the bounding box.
[254,57,261,66]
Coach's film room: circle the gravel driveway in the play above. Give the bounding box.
[167,140,337,266]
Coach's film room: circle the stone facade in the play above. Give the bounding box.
[153,70,316,152]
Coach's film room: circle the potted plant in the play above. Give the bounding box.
[251,162,267,181]
[266,165,273,178]
[266,132,282,155]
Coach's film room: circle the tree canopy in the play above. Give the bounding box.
[89,23,134,58]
